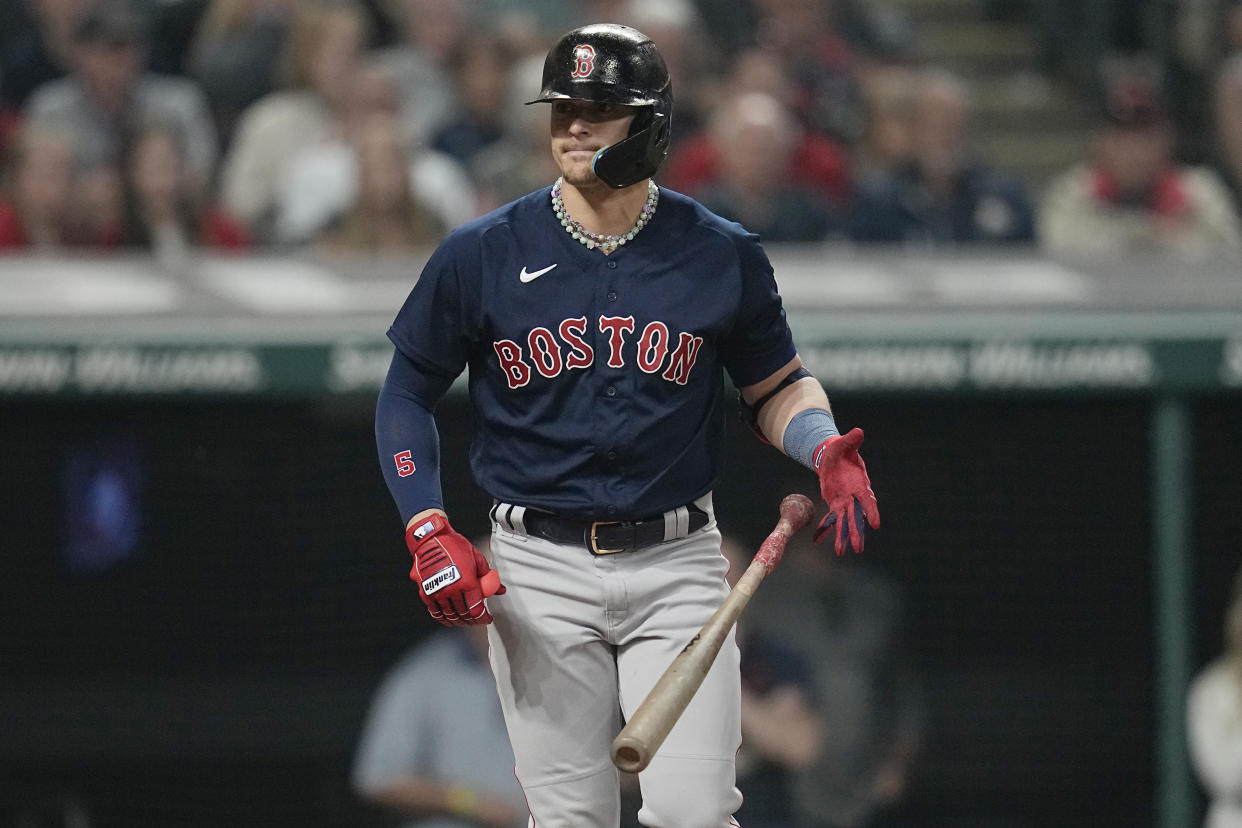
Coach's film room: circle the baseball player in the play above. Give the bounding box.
[375,23,880,828]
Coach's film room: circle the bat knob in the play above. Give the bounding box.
[611,735,650,774]
[481,569,502,598]
[779,493,816,532]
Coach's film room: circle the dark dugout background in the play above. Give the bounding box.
[3,390,1238,826]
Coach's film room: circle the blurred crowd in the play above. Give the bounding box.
[1,0,1242,264]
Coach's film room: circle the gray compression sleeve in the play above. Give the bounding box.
[782,408,841,470]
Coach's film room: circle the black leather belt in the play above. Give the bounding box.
[523,506,709,555]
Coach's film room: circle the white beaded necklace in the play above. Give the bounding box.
[550,177,659,252]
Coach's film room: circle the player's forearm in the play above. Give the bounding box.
[739,355,834,451]
[375,355,449,525]
[754,376,832,449]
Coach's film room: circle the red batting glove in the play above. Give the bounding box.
[405,513,506,626]
[813,427,881,555]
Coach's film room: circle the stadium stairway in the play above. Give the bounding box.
[886,0,1094,193]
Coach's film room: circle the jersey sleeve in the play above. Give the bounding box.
[386,229,483,378]
[719,233,798,388]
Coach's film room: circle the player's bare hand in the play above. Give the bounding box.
[405,513,506,625]
[812,427,881,555]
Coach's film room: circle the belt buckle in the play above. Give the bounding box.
[589,521,624,555]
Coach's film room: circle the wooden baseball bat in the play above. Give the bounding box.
[610,493,816,774]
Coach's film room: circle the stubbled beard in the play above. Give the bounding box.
[561,165,600,187]
[556,145,605,188]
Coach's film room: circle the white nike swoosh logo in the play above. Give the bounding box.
[519,264,557,283]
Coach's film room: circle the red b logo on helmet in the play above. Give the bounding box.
[571,44,596,78]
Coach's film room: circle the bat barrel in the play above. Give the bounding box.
[610,600,740,773]
[608,494,816,774]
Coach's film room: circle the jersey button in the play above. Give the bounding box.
[606,451,618,462]
[606,505,618,516]
[605,386,617,397]
[607,261,618,270]
[607,290,617,301]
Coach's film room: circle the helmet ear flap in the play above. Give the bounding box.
[628,107,654,137]
[653,114,670,148]
[592,110,670,188]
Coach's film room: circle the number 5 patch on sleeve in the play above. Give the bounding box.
[394,450,416,477]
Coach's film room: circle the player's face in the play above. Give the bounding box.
[549,99,637,187]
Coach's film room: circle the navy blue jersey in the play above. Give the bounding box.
[387,185,797,520]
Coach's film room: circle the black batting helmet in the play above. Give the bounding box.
[527,23,673,189]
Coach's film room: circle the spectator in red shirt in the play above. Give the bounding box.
[313,112,443,256]
[693,91,841,241]
[0,122,77,251]
[120,120,249,269]
[661,46,851,207]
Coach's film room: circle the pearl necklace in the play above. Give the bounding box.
[550,177,659,252]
